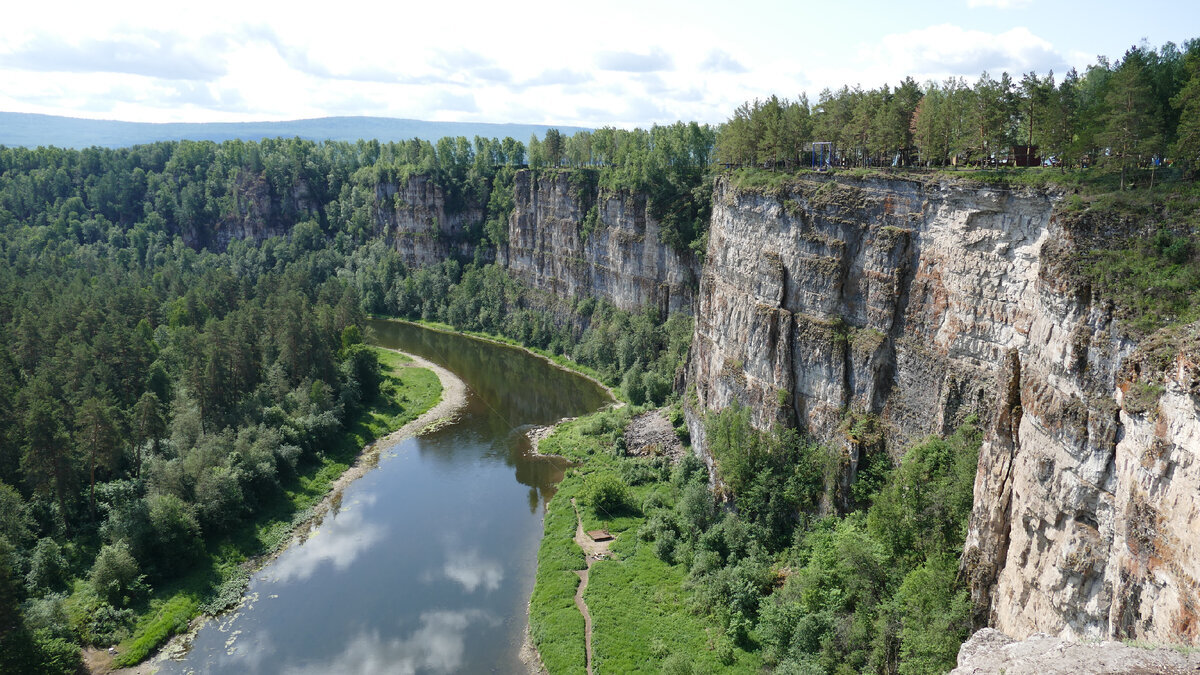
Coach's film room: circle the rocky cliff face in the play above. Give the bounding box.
[372,173,482,266]
[183,172,321,249]
[183,172,482,264]
[187,168,690,316]
[500,170,698,314]
[686,173,1200,645]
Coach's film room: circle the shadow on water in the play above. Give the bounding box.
[160,320,611,675]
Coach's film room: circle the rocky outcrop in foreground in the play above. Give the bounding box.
[950,628,1200,674]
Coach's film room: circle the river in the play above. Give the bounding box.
[162,320,610,674]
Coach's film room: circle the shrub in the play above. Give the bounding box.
[343,343,382,402]
[661,652,695,675]
[654,530,679,563]
[88,542,143,607]
[31,633,81,675]
[621,363,647,405]
[639,511,677,544]
[676,482,717,538]
[642,369,672,405]
[670,453,708,490]
[25,538,69,594]
[894,555,972,675]
[145,493,203,577]
[193,465,245,534]
[619,457,668,486]
[581,473,631,516]
[22,593,72,641]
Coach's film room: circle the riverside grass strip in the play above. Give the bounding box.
[529,410,761,673]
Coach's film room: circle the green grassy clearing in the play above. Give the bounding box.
[530,407,761,674]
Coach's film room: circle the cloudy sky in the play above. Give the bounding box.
[0,0,1195,127]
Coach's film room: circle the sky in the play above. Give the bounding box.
[0,0,1196,128]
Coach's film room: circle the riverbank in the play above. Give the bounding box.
[85,348,466,674]
[527,405,763,674]
[372,317,626,407]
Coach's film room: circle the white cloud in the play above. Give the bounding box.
[0,1,1156,128]
[967,0,1034,7]
[790,24,1066,94]
[595,47,675,73]
[883,24,1063,77]
[700,49,748,74]
[0,31,227,80]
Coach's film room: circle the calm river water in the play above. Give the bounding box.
[163,320,610,674]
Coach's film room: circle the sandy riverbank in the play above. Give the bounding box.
[85,349,468,675]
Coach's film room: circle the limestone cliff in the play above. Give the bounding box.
[500,170,698,314]
[372,173,482,266]
[183,171,321,249]
[686,173,1200,645]
[182,171,482,265]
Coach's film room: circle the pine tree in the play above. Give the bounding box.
[1100,47,1162,189]
[1171,50,1200,175]
[76,397,119,518]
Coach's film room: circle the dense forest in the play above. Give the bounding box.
[716,40,1200,186]
[690,410,979,674]
[528,401,980,674]
[0,213,379,671]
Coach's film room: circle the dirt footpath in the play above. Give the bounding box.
[571,498,614,675]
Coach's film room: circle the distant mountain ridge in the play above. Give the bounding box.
[0,112,591,149]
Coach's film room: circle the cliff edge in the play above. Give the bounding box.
[687,172,1200,645]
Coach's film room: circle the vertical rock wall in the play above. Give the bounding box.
[500,170,698,314]
[372,173,482,265]
[182,172,321,249]
[687,173,1200,645]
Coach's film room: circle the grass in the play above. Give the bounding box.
[1079,228,1200,335]
[1122,638,1200,655]
[113,593,199,665]
[530,407,762,673]
[729,163,1195,197]
[110,346,441,666]
[529,476,587,675]
[588,537,761,673]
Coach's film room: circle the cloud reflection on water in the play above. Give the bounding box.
[265,500,384,584]
[441,549,503,593]
[282,610,493,675]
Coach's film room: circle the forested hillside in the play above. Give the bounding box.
[0,131,706,671]
[0,112,590,150]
